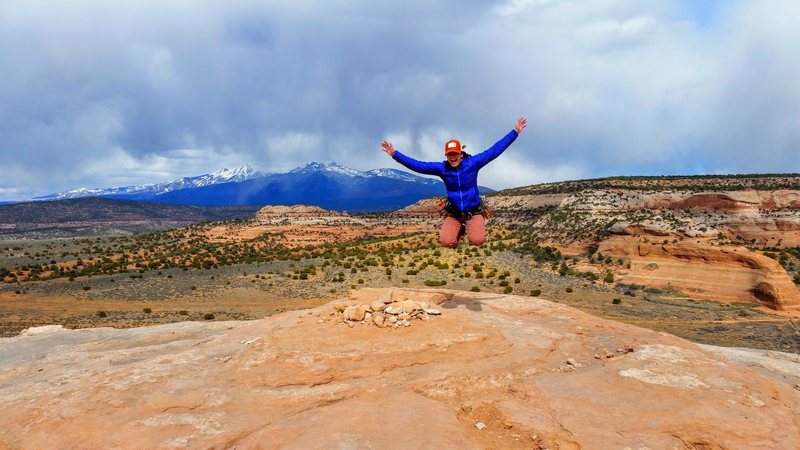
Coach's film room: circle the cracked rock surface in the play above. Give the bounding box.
[1,288,799,449]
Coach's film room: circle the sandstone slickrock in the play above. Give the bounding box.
[599,236,800,310]
[1,288,798,449]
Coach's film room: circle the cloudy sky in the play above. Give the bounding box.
[1,0,799,200]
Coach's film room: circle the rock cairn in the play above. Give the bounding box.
[330,291,442,329]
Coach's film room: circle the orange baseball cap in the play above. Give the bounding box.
[445,139,463,155]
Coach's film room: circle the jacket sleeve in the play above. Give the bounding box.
[471,130,518,169]
[392,150,443,176]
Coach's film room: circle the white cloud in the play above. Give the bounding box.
[0,0,798,200]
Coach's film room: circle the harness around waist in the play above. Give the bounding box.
[440,198,491,222]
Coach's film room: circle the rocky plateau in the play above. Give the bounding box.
[2,288,799,449]
[399,184,800,311]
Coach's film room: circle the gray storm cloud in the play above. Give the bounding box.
[0,0,798,200]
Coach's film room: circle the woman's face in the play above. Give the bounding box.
[447,152,462,168]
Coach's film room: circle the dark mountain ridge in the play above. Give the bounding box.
[0,198,261,238]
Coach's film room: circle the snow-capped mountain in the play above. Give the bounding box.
[289,162,439,185]
[36,164,266,200]
[33,161,493,212]
[290,162,365,178]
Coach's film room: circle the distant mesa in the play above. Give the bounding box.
[255,204,343,217]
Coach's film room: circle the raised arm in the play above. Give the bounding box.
[471,117,526,169]
[381,140,443,176]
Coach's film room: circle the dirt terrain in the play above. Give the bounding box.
[2,175,800,355]
[2,232,799,352]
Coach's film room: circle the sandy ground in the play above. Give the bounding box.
[0,289,329,336]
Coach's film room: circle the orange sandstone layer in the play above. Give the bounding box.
[599,236,800,310]
[1,288,797,448]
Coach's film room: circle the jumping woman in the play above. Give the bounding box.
[381,117,527,248]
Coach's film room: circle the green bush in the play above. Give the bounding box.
[603,271,614,283]
[203,313,215,320]
[179,310,188,315]
[143,307,152,313]
[503,286,512,294]
[530,289,541,297]
[612,298,622,305]
[470,286,480,292]
[565,287,573,293]
[424,280,446,287]
[96,311,107,318]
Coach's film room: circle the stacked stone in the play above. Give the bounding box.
[332,295,441,329]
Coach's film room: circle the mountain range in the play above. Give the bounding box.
[33,162,493,212]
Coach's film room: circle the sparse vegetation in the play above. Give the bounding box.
[604,271,614,283]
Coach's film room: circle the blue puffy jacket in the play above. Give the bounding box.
[392,130,518,213]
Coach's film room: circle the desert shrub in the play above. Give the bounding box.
[470,286,480,292]
[603,271,614,283]
[143,308,152,313]
[612,298,622,305]
[190,286,197,290]
[514,278,521,284]
[357,279,364,284]
[565,287,573,293]
[203,313,215,320]
[82,286,90,291]
[530,289,541,297]
[96,311,107,318]
[503,286,512,294]
[424,280,446,287]
[179,310,188,315]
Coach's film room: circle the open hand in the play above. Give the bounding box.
[515,117,527,134]
[381,140,395,157]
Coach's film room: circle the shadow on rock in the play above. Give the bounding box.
[442,295,486,312]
